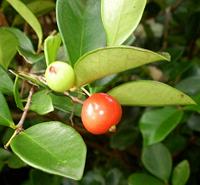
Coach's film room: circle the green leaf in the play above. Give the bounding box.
[139,107,183,146]
[44,34,62,66]
[75,46,169,86]
[81,170,105,185]
[101,0,147,46]
[176,76,200,95]
[30,90,54,115]
[4,27,44,64]
[56,0,106,65]
[13,0,55,25]
[108,80,196,106]
[187,114,200,132]
[0,28,18,69]
[18,48,44,64]
[30,169,62,185]
[0,91,15,128]
[0,65,14,94]
[50,93,73,113]
[110,126,138,150]
[5,27,35,53]
[172,160,190,185]
[10,121,87,180]
[7,0,43,48]
[7,153,26,169]
[128,173,165,185]
[0,148,12,161]
[13,76,24,110]
[50,93,81,117]
[142,143,172,182]
[10,70,47,88]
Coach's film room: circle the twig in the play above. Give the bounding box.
[64,91,84,104]
[81,87,91,97]
[4,86,34,149]
[17,86,34,128]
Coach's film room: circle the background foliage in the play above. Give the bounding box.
[0,0,200,184]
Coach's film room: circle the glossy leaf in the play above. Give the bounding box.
[172,160,190,185]
[5,27,35,53]
[142,143,172,182]
[139,107,183,146]
[13,76,24,110]
[56,0,106,65]
[128,173,165,185]
[0,91,15,128]
[0,65,14,94]
[0,28,18,69]
[10,121,87,180]
[30,90,54,115]
[7,0,43,48]
[13,0,55,25]
[50,93,82,117]
[4,27,42,63]
[44,34,62,66]
[101,0,146,46]
[75,46,169,86]
[50,93,73,112]
[108,80,196,106]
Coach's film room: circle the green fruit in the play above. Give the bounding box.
[45,61,75,92]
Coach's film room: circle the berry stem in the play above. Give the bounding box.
[81,87,91,97]
[64,91,84,104]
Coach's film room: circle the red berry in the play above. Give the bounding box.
[81,93,122,135]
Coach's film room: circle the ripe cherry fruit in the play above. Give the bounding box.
[45,61,75,92]
[81,93,122,135]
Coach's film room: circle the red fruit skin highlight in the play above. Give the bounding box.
[81,93,122,134]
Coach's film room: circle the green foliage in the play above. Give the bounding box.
[56,0,106,65]
[13,0,55,25]
[101,0,146,45]
[44,34,62,66]
[172,160,190,185]
[0,65,14,94]
[128,173,165,185]
[0,28,18,69]
[142,143,172,182]
[30,90,54,115]
[108,81,195,106]
[6,0,43,48]
[13,76,24,110]
[139,107,183,145]
[75,47,169,86]
[0,92,15,128]
[10,121,86,180]
[0,0,199,184]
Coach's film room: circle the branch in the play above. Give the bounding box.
[17,86,34,128]
[4,86,34,149]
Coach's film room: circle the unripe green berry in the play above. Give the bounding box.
[45,61,75,92]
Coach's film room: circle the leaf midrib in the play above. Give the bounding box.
[17,132,64,165]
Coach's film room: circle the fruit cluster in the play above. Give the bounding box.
[45,61,122,134]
